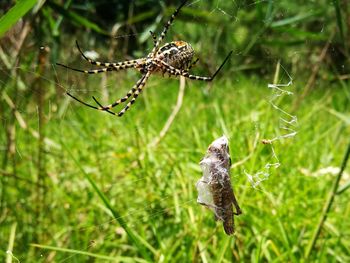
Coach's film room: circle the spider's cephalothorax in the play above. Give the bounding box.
[57,0,232,117]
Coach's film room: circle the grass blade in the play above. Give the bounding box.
[6,223,17,263]
[60,141,153,261]
[332,0,345,47]
[46,1,109,36]
[214,236,231,263]
[305,140,350,258]
[31,244,149,262]
[271,11,322,28]
[0,0,38,38]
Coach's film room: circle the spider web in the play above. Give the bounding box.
[1,1,303,262]
[244,63,297,189]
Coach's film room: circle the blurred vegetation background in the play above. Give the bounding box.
[1,0,349,76]
[1,0,349,262]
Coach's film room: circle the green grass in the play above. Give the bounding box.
[0,0,38,38]
[1,70,350,262]
[1,0,350,261]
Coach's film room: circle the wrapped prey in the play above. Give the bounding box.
[196,136,242,235]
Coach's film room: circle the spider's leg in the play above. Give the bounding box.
[117,72,151,117]
[151,0,188,54]
[75,40,139,67]
[56,62,134,74]
[66,92,99,110]
[67,79,139,115]
[67,92,117,115]
[149,31,157,47]
[157,50,232,81]
[91,73,149,114]
[188,58,199,71]
[206,50,233,80]
[91,97,117,115]
[66,74,148,115]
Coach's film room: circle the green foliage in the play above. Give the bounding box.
[1,74,350,261]
[46,1,110,36]
[0,0,38,38]
[1,0,350,262]
[2,0,349,74]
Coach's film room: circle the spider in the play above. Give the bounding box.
[57,0,232,117]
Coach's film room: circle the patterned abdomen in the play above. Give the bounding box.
[156,41,194,70]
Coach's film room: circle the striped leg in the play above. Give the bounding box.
[66,73,149,115]
[66,92,117,115]
[149,31,157,47]
[75,40,139,67]
[117,72,151,117]
[93,73,149,113]
[187,58,199,71]
[151,0,188,55]
[56,62,135,74]
[165,67,212,81]
[156,50,232,81]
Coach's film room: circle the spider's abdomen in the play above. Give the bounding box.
[156,41,194,70]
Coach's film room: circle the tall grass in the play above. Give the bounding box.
[1,0,350,262]
[1,72,349,261]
